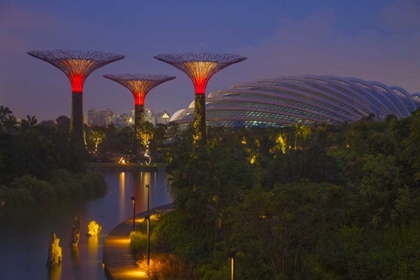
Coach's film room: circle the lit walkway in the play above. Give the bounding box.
[103,203,174,280]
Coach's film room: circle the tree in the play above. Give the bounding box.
[20,115,38,129]
[86,126,106,152]
[0,105,17,132]
[230,182,343,279]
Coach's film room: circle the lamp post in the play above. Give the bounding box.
[146,184,150,266]
[228,250,235,280]
[131,196,136,231]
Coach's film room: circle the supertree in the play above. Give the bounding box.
[27,50,125,144]
[103,74,176,151]
[154,53,246,145]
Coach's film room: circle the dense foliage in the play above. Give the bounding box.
[144,110,420,279]
[85,121,166,161]
[0,105,107,205]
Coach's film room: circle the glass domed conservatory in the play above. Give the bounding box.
[170,75,420,129]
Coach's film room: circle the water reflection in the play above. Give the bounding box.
[119,172,126,222]
[47,264,62,280]
[0,170,171,280]
[87,234,100,262]
[70,246,80,266]
[132,171,152,214]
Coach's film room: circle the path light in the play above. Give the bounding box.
[228,249,235,280]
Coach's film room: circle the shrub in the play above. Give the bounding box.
[79,170,107,197]
[0,185,36,205]
[146,253,197,280]
[11,175,58,204]
[50,169,77,199]
[154,211,208,262]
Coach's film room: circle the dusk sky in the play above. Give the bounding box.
[1,0,420,121]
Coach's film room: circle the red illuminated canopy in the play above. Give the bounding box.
[27,50,125,93]
[103,74,176,105]
[70,74,85,92]
[133,92,146,105]
[154,53,247,95]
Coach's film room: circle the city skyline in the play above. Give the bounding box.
[1,0,420,121]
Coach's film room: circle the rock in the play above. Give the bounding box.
[69,216,82,247]
[86,220,102,236]
[46,232,62,267]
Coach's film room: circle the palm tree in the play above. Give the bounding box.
[0,106,13,122]
[0,106,17,132]
[20,115,38,129]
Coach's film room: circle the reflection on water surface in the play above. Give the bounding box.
[0,170,171,280]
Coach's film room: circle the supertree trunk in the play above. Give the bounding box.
[27,50,125,146]
[154,53,246,147]
[103,74,175,154]
[133,104,145,152]
[194,94,206,145]
[71,92,84,143]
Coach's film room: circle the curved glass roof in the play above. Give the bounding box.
[171,75,419,128]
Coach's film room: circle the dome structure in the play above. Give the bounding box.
[171,75,420,129]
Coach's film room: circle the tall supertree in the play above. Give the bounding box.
[27,50,125,144]
[103,74,176,151]
[154,53,246,145]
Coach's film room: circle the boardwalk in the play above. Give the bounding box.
[103,203,173,280]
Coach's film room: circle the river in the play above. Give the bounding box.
[0,169,172,280]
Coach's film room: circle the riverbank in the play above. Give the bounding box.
[89,163,164,172]
[103,203,174,280]
[0,169,107,206]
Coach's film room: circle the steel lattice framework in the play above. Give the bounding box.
[154,52,246,145]
[171,75,420,130]
[103,74,176,152]
[28,50,125,92]
[103,74,176,105]
[154,53,246,94]
[27,49,124,144]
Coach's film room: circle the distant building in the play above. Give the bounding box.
[156,111,171,125]
[87,107,171,128]
[87,109,96,125]
[131,108,156,126]
[86,109,113,127]
[112,113,132,129]
[171,75,420,130]
[145,108,156,126]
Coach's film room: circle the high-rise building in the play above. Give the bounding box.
[87,109,96,126]
[145,108,156,126]
[86,108,113,126]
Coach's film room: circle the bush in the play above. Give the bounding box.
[147,253,197,280]
[0,185,36,205]
[79,170,107,197]
[0,169,107,206]
[50,169,78,199]
[154,211,208,262]
[11,175,58,204]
